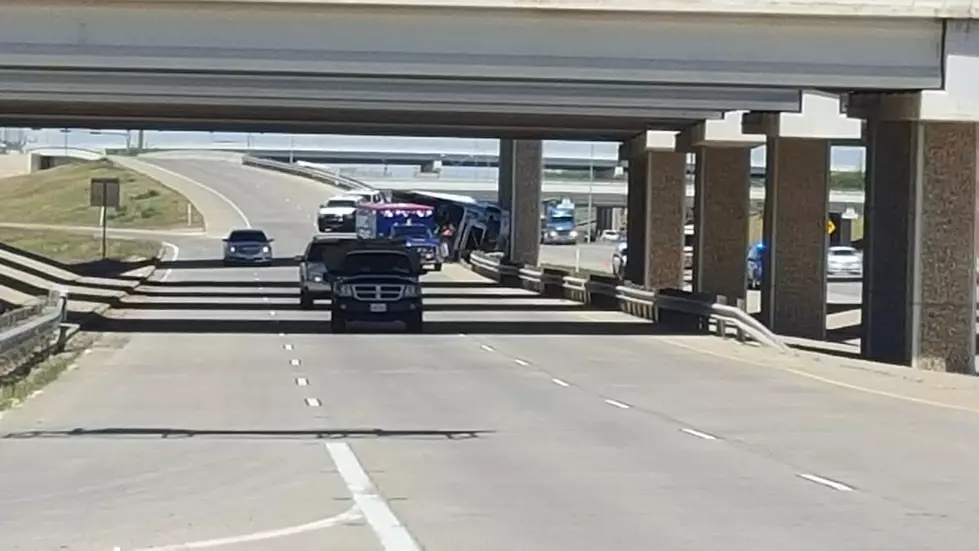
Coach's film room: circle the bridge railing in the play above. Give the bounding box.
[466,251,787,351]
[0,290,70,380]
[241,156,378,192]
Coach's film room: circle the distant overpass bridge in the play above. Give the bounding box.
[114,146,779,178]
[360,176,865,213]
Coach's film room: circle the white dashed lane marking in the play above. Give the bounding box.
[296,377,309,387]
[479,344,494,352]
[551,378,570,388]
[798,473,854,492]
[290,359,301,367]
[681,428,718,441]
[514,359,529,366]
[305,398,322,407]
[604,399,630,410]
[283,344,293,351]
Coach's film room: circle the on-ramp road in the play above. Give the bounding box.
[2,158,979,550]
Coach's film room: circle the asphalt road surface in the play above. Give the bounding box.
[4,157,979,550]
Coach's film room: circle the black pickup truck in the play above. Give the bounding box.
[330,239,424,333]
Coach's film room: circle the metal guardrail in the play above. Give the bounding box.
[468,251,788,352]
[241,156,378,192]
[0,290,69,379]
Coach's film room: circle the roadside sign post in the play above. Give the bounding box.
[90,177,121,260]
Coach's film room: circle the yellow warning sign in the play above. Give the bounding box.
[827,219,836,234]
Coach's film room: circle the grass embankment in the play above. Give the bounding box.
[0,158,204,230]
[0,228,160,265]
[0,158,201,264]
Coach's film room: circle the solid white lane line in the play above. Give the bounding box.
[479,344,494,352]
[604,399,631,409]
[129,505,361,550]
[305,398,321,407]
[551,378,570,387]
[326,442,423,551]
[681,428,718,441]
[141,162,252,228]
[283,344,293,351]
[160,243,180,282]
[797,473,854,492]
[290,359,301,366]
[514,359,530,366]
[296,377,309,386]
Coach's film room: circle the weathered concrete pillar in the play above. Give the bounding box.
[622,132,687,289]
[861,120,977,372]
[692,147,751,302]
[625,153,648,284]
[760,138,830,339]
[500,139,542,266]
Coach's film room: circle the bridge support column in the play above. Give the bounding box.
[743,92,863,337]
[860,119,977,372]
[500,138,542,266]
[760,138,829,339]
[691,147,752,303]
[623,133,687,289]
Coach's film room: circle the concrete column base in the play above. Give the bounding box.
[863,120,977,373]
[693,147,751,303]
[761,137,829,339]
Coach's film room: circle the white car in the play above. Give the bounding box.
[827,246,863,277]
[346,190,386,204]
[316,195,364,232]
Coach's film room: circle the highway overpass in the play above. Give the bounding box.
[355,175,866,212]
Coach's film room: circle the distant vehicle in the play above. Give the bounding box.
[330,239,424,333]
[298,233,358,309]
[612,241,627,278]
[223,229,273,266]
[599,229,622,242]
[746,241,765,289]
[610,225,693,280]
[346,189,386,204]
[827,246,863,277]
[355,202,443,272]
[540,198,578,245]
[390,224,443,272]
[317,195,365,232]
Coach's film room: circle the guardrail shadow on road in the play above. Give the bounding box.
[139,279,299,289]
[114,300,594,313]
[0,273,122,309]
[0,241,157,283]
[83,315,671,336]
[154,257,300,270]
[2,427,493,441]
[132,289,298,299]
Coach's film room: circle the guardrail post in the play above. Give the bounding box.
[587,274,620,309]
[656,288,718,333]
[735,298,747,342]
[499,261,521,287]
[715,295,729,338]
[541,268,566,298]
